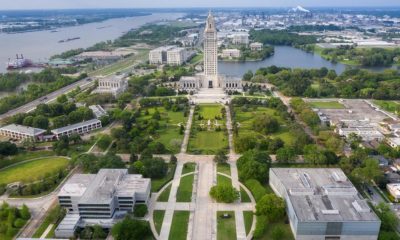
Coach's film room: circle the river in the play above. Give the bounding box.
[0,12,184,73]
[218,46,398,77]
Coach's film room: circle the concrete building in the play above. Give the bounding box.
[51,119,102,139]
[94,75,128,97]
[250,42,263,51]
[232,33,249,45]
[56,169,151,238]
[88,105,108,119]
[270,168,381,240]
[387,183,400,201]
[204,11,218,80]
[221,49,241,59]
[337,126,384,141]
[0,124,46,141]
[167,47,187,66]
[388,137,400,148]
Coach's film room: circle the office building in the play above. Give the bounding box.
[232,33,249,45]
[270,168,381,240]
[221,49,241,59]
[0,124,46,141]
[51,119,102,139]
[94,75,128,97]
[250,42,263,51]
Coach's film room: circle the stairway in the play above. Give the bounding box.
[192,88,228,104]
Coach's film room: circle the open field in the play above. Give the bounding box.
[0,157,69,185]
[233,106,297,148]
[308,101,345,109]
[0,150,55,169]
[217,174,232,186]
[217,211,237,240]
[188,131,228,154]
[240,187,251,203]
[169,211,190,240]
[373,100,400,114]
[256,221,294,240]
[198,104,224,120]
[176,174,194,202]
[217,163,231,176]
[182,162,196,175]
[154,210,166,234]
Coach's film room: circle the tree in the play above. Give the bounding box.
[235,135,258,153]
[303,144,327,165]
[92,225,107,239]
[256,194,285,222]
[111,217,151,240]
[351,158,383,185]
[170,154,177,164]
[276,147,296,163]
[214,150,228,164]
[375,202,399,232]
[20,205,30,220]
[32,115,49,129]
[142,157,168,178]
[209,185,239,203]
[243,70,254,81]
[56,94,68,104]
[97,135,112,151]
[133,205,148,217]
[252,114,280,134]
[271,226,285,240]
[0,141,18,156]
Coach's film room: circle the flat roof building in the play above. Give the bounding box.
[221,49,241,59]
[51,119,101,139]
[232,33,249,45]
[89,105,108,119]
[56,169,151,238]
[270,168,381,240]
[0,124,46,141]
[93,75,128,97]
[387,183,400,201]
[250,42,263,51]
[149,46,175,65]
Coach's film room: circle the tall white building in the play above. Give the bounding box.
[149,46,175,65]
[204,11,218,81]
[94,75,128,97]
[167,47,187,66]
[232,33,250,45]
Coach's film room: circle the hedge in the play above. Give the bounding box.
[244,179,267,202]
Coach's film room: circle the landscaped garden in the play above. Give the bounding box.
[217,211,237,240]
[168,211,190,240]
[188,104,228,154]
[308,101,345,109]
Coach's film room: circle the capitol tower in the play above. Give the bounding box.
[203,11,218,86]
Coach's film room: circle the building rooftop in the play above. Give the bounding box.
[58,174,95,197]
[0,124,46,136]
[271,168,380,222]
[51,119,101,135]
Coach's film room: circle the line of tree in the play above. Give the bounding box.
[250,29,318,47]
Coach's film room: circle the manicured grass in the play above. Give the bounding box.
[373,100,400,114]
[188,131,228,154]
[152,164,176,192]
[308,101,345,109]
[190,53,203,64]
[198,104,224,120]
[217,163,231,176]
[0,157,69,185]
[168,211,190,240]
[176,174,194,202]
[243,211,254,236]
[257,221,294,240]
[0,150,55,169]
[182,162,196,175]
[153,210,165,234]
[217,174,232,186]
[240,187,251,203]
[157,184,172,202]
[217,211,237,240]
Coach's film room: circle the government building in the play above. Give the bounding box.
[179,12,242,93]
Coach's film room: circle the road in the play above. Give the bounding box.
[0,77,94,121]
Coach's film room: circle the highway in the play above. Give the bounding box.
[0,77,95,121]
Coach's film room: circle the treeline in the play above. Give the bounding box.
[238,46,274,61]
[319,46,400,67]
[0,203,30,238]
[287,24,343,32]
[0,73,30,92]
[248,65,400,100]
[250,29,318,46]
[0,69,87,114]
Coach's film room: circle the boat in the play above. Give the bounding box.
[58,37,80,43]
[6,54,33,70]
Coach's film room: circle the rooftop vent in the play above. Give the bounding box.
[300,173,311,188]
[352,200,370,213]
[321,209,339,215]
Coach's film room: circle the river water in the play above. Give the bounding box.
[219,45,397,77]
[0,12,184,73]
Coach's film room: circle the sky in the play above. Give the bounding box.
[0,0,399,10]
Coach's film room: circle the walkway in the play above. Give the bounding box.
[181,106,195,153]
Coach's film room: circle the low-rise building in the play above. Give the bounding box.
[232,33,249,45]
[94,75,128,97]
[387,183,400,201]
[270,168,381,240]
[56,169,151,238]
[149,46,191,65]
[337,125,384,141]
[89,105,108,119]
[51,119,102,139]
[0,124,46,141]
[221,49,241,59]
[250,42,263,51]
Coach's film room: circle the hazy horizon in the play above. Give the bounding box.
[1,0,400,11]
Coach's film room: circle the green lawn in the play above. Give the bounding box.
[176,174,194,202]
[240,187,251,203]
[217,211,237,240]
[243,211,254,236]
[153,210,165,235]
[157,184,172,202]
[0,157,69,185]
[217,163,231,176]
[168,211,190,240]
[198,104,224,120]
[308,101,345,109]
[256,221,294,240]
[217,174,232,186]
[188,131,228,154]
[0,150,55,169]
[373,100,400,114]
[152,164,176,192]
[182,162,196,175]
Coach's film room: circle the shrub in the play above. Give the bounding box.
[134,204,148,217]
[14,219,25,228]
[253,215,268,238]
[244,179,267,202]
[271,226,285,240]
[209,185,239,203]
